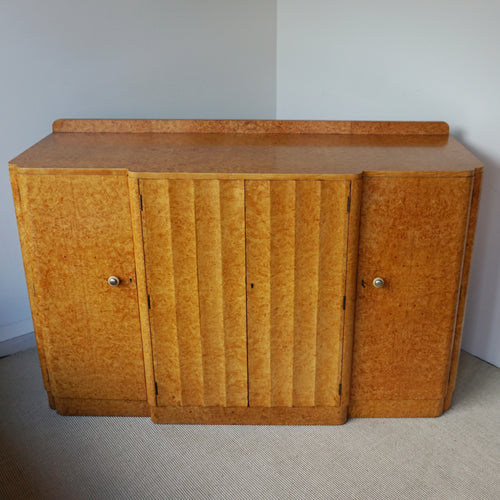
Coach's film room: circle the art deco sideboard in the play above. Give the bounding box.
[9,119,482,424]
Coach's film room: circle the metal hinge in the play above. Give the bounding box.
[139,194,143,211]
[338,383,342,396]
[147,295,151,309]
[347,195,351,213]
[155,381,158,395]
[342,296,346,310]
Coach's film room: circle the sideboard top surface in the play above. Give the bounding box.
[9,120,482,177]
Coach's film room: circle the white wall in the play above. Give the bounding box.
[277,0,500,366]
[0,0,276,343]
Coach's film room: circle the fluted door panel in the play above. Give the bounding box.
[141,179,247,407]
[246,180,350,407]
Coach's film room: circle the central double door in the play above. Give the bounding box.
[139,178,352,409]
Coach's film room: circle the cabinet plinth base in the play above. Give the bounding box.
[48,396,456,422]
[152,406,348,425]
[53,397,150,417]
[47,391,56,410]
[50,395,348,424]
[348,399,445,418]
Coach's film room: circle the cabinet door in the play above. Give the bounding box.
[245,180,351,407]
[351,176,472,413]
[140,179,248,407]
[18,174,146,401]
[142,178,351,409]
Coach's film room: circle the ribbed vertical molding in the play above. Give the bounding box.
[246,180,350,408]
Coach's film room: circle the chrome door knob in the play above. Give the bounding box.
[373,277,385,288]
[107,276,120,287]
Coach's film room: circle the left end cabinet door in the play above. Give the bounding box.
[15,173,147,405]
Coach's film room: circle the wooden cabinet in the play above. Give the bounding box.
[12,174,148,415]
[9,119,482,424]
[350,176,475,417]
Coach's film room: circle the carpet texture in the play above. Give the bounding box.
[1,348,499,499]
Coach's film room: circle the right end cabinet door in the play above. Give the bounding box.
[350,174,473,417]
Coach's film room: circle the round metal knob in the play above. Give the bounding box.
[107,276,120,287]
[373,277,385,288]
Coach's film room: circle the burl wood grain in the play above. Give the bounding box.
[139,180,182,406]
[351,175,472,415]
[52,119,449,135]
[195,181,229,406]
[54,397,150,417]
[315,181,354,406]
[246,180,350,408]
[10,120,484,423]
[219,180,248,407]
[10,128,482,176]
[270,181,296,407]
[292,182,322,406]
[245,180,272,406]
[16,173,147,402]
[348,399,444,418]
[128,178,157,407]
[444,169,483,411]
[9,170,52,394]
[338,178,362,409]
[140,179,248,408]
[152,405,347,425]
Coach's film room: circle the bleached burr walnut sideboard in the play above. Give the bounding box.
[9,119,482,424]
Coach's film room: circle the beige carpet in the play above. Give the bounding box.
[1,348,499,500]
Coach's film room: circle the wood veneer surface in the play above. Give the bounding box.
[52,119,449,135]
[348,399,444,418]
[10,171,52,394]
[151,405,347,425]
[54,397,150,417]
[141,179,248,408]
[16,174,147,401]
[340,179,362,407]
[351,176,472,405]
[128,178,157,407]
[245,180,350,408]
[444,170,483,410]
[10,119,483,423]
[10,129,481,176]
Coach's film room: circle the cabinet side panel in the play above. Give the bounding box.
[352,176,472,404]
[194,181,227,406]
[140,180,182,406]
[168,180,205,406]
[246,180,272,407]
[270,181,296,407]
[9,169,51,394]
[444,169,483,410]
[220,180,248,407]
[17,173,146,401]
[293,181,321,406]
[315,181,351,406]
